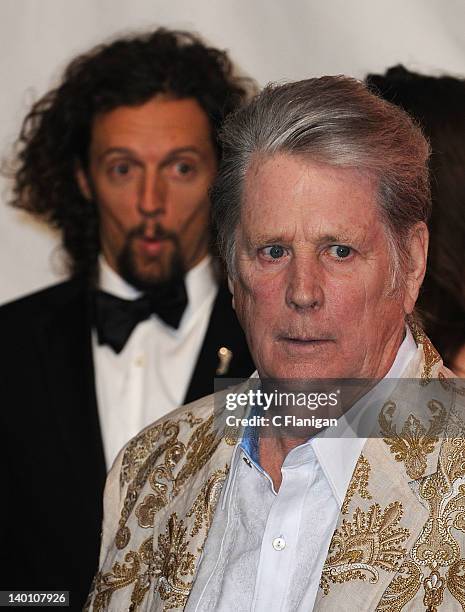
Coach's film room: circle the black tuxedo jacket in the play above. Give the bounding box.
[0,278,254,610]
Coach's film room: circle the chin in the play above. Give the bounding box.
[136,262,165,281]
[123,256,176,289]
[260,363,318,380]
[117,237,182,289]
[261,358,354,381]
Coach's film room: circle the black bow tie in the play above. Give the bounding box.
[94,281,188,353]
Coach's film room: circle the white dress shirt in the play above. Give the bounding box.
[93,255,218,468]
[186,329,417,612]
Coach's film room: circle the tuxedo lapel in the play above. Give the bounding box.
[0,280,109,606]
[183,282,253,404]
[34,282,106,500]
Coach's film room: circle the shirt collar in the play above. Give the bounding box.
[240,327,418,506]
[98,255,142,299]
[97,254,217,314]
[311,326,417,506]
[183,255,217,315]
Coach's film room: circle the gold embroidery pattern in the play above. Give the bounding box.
[117,415,220,550]
[379,400,447,480]
[87,413,228,609]
[224,426,240,446]
[154,514,196,610]
[447,559,465,607]
[187,467,229,536]
[421,339,441,385]
[90,513,198,612]
[438,372,465,397]
[375,560,422,612]
[125,537,157,612]
[408,321,441,384]
[121,413,203,485]
[116,420,183,549]
[135,494,164,529]
[121,423,164,485]
[422,568,446,612]
[377,435,465,610]
[341,454,372,515]
[412,436,465,610]
[91,538,149,612]
[411,439,465,570]
[321,501,409,595]
[89,461,230,612]
[171,416,221,496]
[412,481,460,568]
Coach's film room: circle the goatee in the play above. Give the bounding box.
[117,225,186,292]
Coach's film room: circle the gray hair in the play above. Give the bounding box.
[211,76,431,290]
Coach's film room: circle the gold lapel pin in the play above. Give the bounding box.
[216,346,233,375]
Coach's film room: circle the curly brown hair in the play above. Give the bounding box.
[9,28,251,281]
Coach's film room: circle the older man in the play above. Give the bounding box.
[87,77,465,611]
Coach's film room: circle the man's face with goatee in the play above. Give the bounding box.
[76,95,218,289]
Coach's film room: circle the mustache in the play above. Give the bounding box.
[128,222,178,243]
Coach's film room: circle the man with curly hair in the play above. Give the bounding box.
[0,29,254,608]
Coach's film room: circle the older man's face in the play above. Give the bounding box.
[231,154,423,380]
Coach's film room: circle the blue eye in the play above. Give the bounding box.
[329,245,351,259]
[265,245,285,259]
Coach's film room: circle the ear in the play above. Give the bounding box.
[228,275,236,311]
[75,163,93,201]
[403,221,429,315]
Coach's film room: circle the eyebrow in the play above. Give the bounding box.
[246,233,289,246]
[97,146,204,163]
[245,232,358,246]
[162,147,204,163]
[315,233,357,244]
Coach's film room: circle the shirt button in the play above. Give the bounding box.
[272,537,286,551]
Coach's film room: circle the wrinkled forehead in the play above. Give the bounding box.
[238,152,383,241]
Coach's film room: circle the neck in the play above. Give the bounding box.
[259,436,303,491]
[257,322,410,491]
[365,321,406,379]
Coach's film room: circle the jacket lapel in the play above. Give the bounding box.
[314,435,434,611]
[34,282,106,501]
[183,283,254,404]
[315,335,453,611]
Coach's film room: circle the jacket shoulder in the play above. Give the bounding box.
[118,393,218,483]
[0,278,86,324]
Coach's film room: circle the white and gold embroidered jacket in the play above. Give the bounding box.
[86,329,465,611]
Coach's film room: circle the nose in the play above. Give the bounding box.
[285,256,324,311]
[136,169,166,218]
